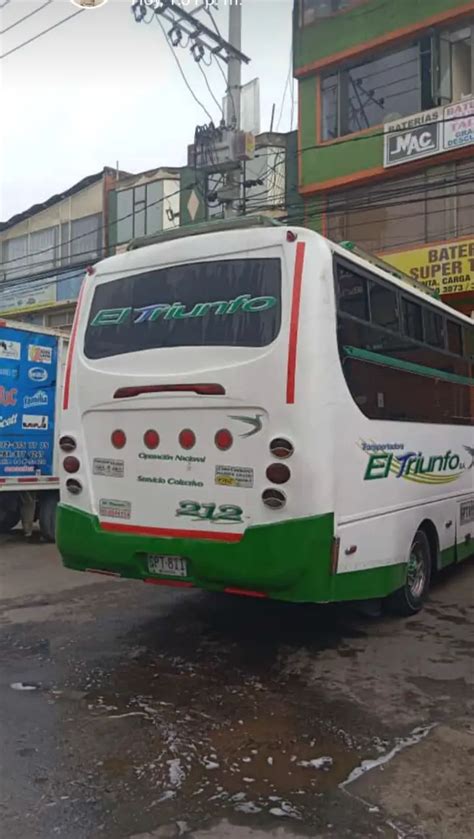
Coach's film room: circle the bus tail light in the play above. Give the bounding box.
[63,456,80,474]
[270,438,294,459]
[266,463,290,484]
[179,429,196,450]
[59,435,77,453]
[262,488,286,510]
[66,479,82,495]
[111,429,126,449]
[144,429,160,449]
[215,429,233,451]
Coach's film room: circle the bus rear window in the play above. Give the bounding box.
[84,258,281,359]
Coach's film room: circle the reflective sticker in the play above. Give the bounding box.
[215,465,254,488]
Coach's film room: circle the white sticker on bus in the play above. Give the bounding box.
[215,465,254,488]
[99,499,131,520]
[93,458,124,478]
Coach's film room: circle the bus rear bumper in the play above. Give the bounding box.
[56,504,405,603]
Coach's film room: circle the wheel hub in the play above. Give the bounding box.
[407,548,426,599]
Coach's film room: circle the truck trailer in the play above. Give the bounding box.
[0,319,69,541]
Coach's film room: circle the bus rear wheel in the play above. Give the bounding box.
[386,529,432,617]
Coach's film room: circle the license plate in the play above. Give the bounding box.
[147,555,188,577]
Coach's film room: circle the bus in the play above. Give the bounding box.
[56,217,474,616]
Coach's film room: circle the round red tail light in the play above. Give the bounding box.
[59,435,77,453]
[269,437,294,459]
[215,428,233,451]
[179,429,196,450]
[63,456,80,474]
[144,429,160,450]
[66,478,82,495]
[111,429,126,449]
[266,463,290,484]
[262,488,286,510]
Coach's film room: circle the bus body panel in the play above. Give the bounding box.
[57,225,474,602]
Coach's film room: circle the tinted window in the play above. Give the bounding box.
[402,299,423,341]
[423,309,444,348]
[334,257,473,426]
[84,258,281,359]
[447,320,463,355]
[369,281,398,331]
[337,265,368,319]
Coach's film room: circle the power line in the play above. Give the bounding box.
[253,110,474,160]
[5,194,474,300]
[1,117,473,269]
[4,177,474,293]
[2,163,473,272]
[0,0,53,35]
[196,59,224,121]
[0,7,84,60]
[154,14,213,122]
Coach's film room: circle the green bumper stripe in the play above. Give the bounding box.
[57,504,406,603]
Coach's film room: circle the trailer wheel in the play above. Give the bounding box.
[39,492,59,543]
[0,493,21,533]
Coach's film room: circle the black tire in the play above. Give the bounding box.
[38,492,59,543]
[0,493,21,533]
[386,529,432,616]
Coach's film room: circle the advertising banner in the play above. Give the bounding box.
[383,99,474,168]
[381,239,474,295]
[0,277,56,315]
[384,109,442,167]
[0,326,58,477]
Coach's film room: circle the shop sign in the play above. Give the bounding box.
[383,99,474,168]
[0,277,56,316]
[443,99,474,150]
[381,239,474,295]
[384,109,441,167]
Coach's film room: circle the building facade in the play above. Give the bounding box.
[0,168,122,329]
[107,167,182,253]
[0,165,185,330]
[294,0,474,315]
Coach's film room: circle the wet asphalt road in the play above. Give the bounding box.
[0,531,473,839]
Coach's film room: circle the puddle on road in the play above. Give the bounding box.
[69,595,380,827]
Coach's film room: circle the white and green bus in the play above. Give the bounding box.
[57,218,474,615]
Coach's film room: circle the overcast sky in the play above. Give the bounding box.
[1,0,294,220]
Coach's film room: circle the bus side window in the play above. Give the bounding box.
[447,320,463,355]
[369,281,399,331]
[337,266,369,320]
[402,298,423,342]
[423,309,445,349]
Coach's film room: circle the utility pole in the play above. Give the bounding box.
[224,0,242,217]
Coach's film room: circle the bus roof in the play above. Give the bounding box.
[93,216,472,328]
[330,237,473,326]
